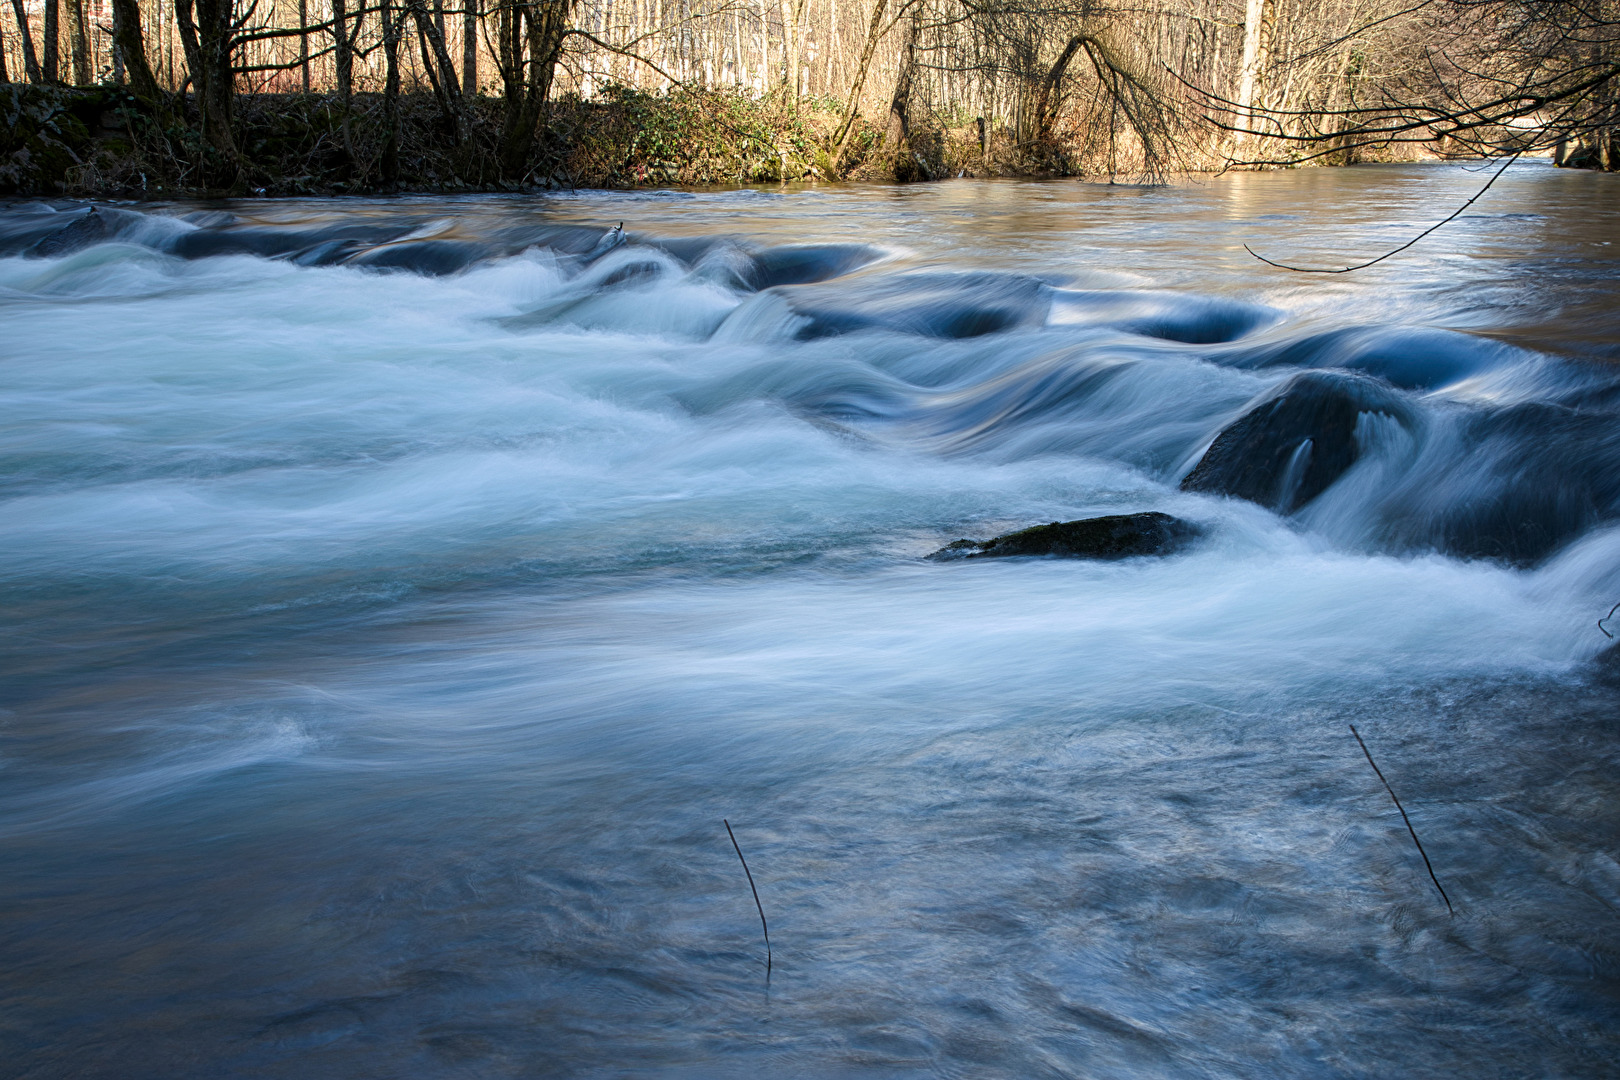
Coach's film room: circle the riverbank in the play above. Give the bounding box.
[0,82,974,198]
[3,81,1441,199]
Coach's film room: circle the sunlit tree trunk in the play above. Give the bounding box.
[754,0,769,92]
[69,0,89,84]
[9,0,43,83]
[884,4,917,149]
[777,0,802,97]
[832,0,889,151]
[1236,0,1267,145]
[1033,33,1085,142]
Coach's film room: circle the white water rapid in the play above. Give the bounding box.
[3,164,1619,1078]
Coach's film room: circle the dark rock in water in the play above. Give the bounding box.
[1181,371,1407,514]
[929,511,1200,561]
[345,239,486,275]
[168,221,412,261]
[1237,324,1513,391]
[747,244,883,289]
[28,205,112,257]
[1049,288,1279,344]
[783,271,1049,340]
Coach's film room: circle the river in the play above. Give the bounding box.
[3,163,1619,1078]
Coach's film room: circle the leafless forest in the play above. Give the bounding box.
[3,0,1618,191]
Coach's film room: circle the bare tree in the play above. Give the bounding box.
[1202,0,1620,170]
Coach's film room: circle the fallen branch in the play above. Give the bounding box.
[723,819,771,975]
[1350,724,1453,915]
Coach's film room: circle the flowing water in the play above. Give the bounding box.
[3,163,1620,1078]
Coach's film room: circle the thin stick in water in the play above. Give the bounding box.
[1349,724,1453,916]
[1597,600,1620,639]
[724,819,771,975]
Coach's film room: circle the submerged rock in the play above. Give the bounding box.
[28,205,115,257]
[346,239,486,275]
[1180,371,1407,514]
[782,271,1049,340]
[929,511,1200,561]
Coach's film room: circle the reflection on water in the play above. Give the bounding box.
[3,163,1620,1078]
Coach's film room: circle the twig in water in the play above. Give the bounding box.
[1598,601,1620,639]
[724,819,771,975]
[1349,724,1453,916]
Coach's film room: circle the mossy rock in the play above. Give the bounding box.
[0,84,137,194]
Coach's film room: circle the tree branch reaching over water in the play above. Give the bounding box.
[1245,152,1521,273]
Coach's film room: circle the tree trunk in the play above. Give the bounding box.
[409,0,463,139]
[333,0,356,161]
[111,0,163,102]
[1033,34,1086,143]
[497,0,519,101]
[1235,0,1267,146]
[754,0,769,92]
[176,0,239,161]
[884,6,918,150]
[498,0,572,179]
[9,0,42,83]
[831,0,889,152]
[1325,43,1356,165]
[463,0,478,95]
[884,4,924,178]
[68,0,89,84]
[334,0,354,100]
[42,0,59,83]
[776,0,801,99]
[299,0,310,91]
[382,0,403,184]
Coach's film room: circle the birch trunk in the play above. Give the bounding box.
[1235,0,1266,146]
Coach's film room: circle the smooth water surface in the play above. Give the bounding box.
[3,163,1620,1078]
